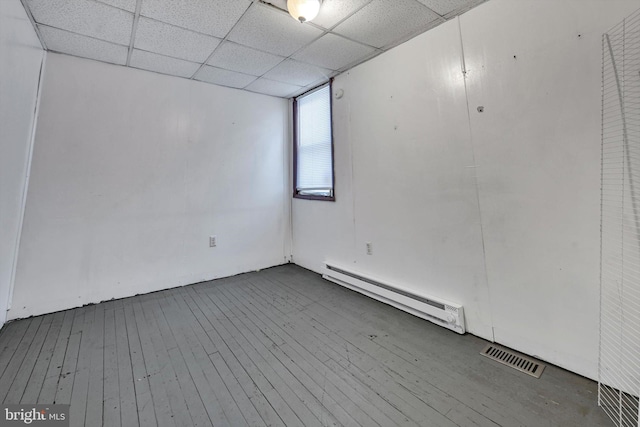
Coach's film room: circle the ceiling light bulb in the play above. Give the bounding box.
[287,0,321,23]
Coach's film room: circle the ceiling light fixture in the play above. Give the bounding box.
[287,0,322,23]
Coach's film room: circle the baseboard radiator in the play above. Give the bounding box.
[322,262,465,334]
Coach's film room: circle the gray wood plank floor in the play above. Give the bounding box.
[0,264,610,426]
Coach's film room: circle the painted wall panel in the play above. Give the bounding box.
[10,53,289,319]
[460,0,640,379]
[293,20,494,340]
[0,0,44,326]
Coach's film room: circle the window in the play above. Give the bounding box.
[293,83,334,201]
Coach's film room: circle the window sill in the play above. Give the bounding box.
[293,193,335,202]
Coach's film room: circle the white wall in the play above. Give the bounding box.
[459,0,636,381]
[293,19,495,340]
[292,0,640,379]
[0,0,44,326]
[10,53,290,320]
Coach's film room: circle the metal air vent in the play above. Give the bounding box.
[480,344,545,378]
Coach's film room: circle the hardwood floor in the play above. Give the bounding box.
[0,264,610,426]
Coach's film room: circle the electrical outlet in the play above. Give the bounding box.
[209,235,217,247]
[366,242,373,255]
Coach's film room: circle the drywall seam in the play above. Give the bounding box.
[7,51,47,313]
[458,16,495,341]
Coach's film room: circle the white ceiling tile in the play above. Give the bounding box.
[25,0,133,45]
[207,41,285,76]
[262,0,288,10]
[262,59,331,87]
[194,66,257,89]
[38,25,128,65]
[22,0,480,98]
[245,78,303,98]
[414,0,478,16]
[293,33,376,70]
[94,0,136,13]
[134,18,221,63]
[129,49,200,78]
[312,0,371,29]
[228,5,324,57]
[332,0,441,48]
[140,0,251,38]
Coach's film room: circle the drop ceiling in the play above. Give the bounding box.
[21,0,486,98]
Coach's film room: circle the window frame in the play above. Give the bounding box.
[292,80,336,202]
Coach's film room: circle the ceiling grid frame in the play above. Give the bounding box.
[190,0,257,82]
[21,0,487,98]
[18,0,47,49]
[125,0,142,66]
